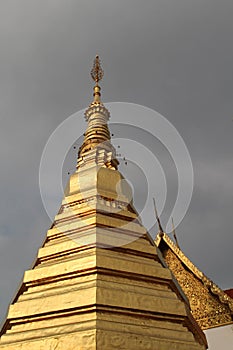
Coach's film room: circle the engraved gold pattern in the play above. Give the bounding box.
[156,233,233,330]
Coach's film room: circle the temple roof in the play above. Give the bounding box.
[156,232,233,330]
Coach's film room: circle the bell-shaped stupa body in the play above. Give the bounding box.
[0,57,207,349]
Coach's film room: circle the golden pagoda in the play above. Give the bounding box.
[0,57,207,349]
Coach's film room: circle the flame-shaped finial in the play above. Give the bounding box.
[91,55,104,84]
[90,55,104,104]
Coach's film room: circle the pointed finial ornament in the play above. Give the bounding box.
[153,198,164,236]
[171,217,180,249]
[91,55,104,104]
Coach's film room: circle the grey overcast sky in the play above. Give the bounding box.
[0,0,233,323]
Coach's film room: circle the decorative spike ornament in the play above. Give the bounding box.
[172,217,180,249]
[153,197,164,236]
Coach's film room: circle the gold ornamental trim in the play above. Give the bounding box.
[156,232,233,329]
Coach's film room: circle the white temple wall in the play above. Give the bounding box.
[204,324,233,350]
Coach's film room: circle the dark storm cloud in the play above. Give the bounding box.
[0,0,233,322]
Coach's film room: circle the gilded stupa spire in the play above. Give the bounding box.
[78,56,118,169]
